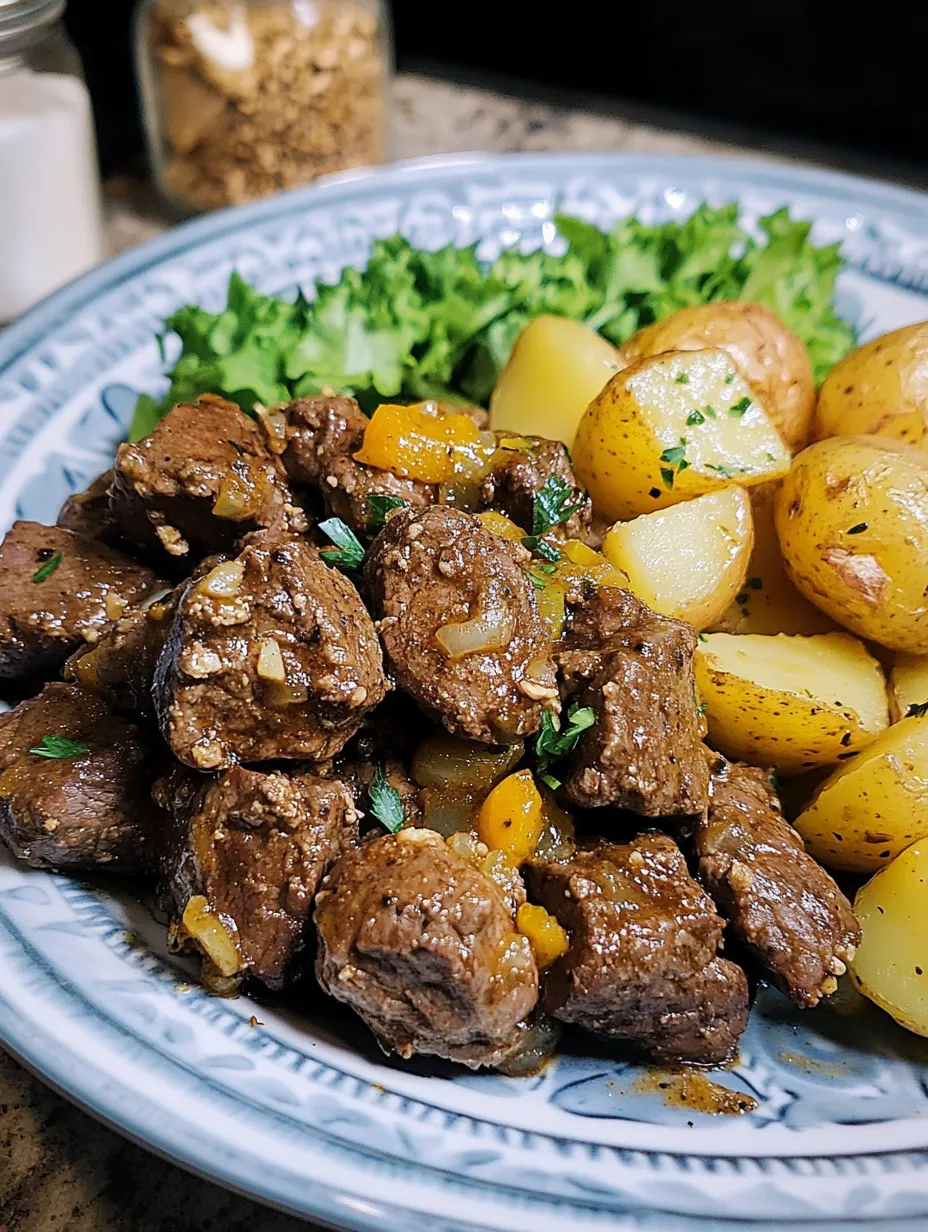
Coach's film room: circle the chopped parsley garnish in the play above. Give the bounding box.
[686,410,705,426]
[29,735,89,759]
[847,522,868,535]
[907,701,928,718]
[698,632,708,643]
[702,405,718,418]
[369,766,404,833]
[729,396,752,418]
[32,552,63,583]
[535,704,596,788]
[318,517,365,571]
[696,700,708,717]
[521,535,561,563]
[724,371,736,385]
[532,474,586,536]
[367,494,408,528]
[659,441,690,490]
[674,372,690,385]
[768,769,780,792]
[660,445,687,466]
[524,568,548,590]
[705,462,747,478]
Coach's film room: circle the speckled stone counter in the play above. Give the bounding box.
[0,70,768,1232]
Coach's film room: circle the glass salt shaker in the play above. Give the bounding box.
[134,0,392,215]
[0,0,104,323]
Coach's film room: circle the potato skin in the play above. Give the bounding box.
[814,323,928,448]
[793,717,928,872]
[775,436,928,654]
[851,840,928,1037]
[617,302,815,452]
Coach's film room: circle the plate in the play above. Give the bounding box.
[2,152,928,1232]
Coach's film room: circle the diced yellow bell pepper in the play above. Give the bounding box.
[476,769,543,864]
[516,902,569,969]
[355,402,495,483]
[476,510,526,545]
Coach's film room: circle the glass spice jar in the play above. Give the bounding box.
[134,0,391,214]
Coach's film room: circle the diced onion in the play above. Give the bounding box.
[213,464,263,520]
[420,787,479,837]
[255,403,288,454]
[181,895,242,977]
[200,561,245,598]
[436,584,515,660]
[256,637,286,682]
[412,734,523,791]
[265,679,309,707]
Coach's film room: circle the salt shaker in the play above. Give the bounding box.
[0,0,104,323]
[135,0,391,215]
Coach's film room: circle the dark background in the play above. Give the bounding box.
[67,0,928,181]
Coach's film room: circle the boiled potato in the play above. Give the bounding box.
[851,840,928,1036]
[793,717,928,872]
[774,436,928,654]
[617,301,815,451]
[601,485,753,630]
[709,483,836,636]
[814,323,928,447]
[573,349,790,521]
[695,631,888,774]
[890,654,928,723]
[489,315,619,447]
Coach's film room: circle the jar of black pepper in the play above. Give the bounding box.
[134,0,391,214]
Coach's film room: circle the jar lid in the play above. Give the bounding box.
[0,0,65,42]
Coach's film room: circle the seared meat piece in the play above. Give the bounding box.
[0,521,163,682]
[281,396,434,535]
[0,683,157,871]
[56,470,123,546]
[111,395,304,566]
[315,828,538,1068]
[527,834,748,1065]
[156,764,359,990]
[695,757,860,1007]
[365,505,557,744]
[479,435,592,540]
[556,587,709,816]
[155,530,387,769]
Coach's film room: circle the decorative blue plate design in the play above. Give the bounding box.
[2,153,928,1231]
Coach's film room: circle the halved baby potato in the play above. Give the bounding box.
[889,654,928,723]
[573,348,791,521]
[695,631,889,774]
[489,315,620,447]
[851,840,928,1036]
[601,485,753,630]
[709,483,836,636]
[793,716,928,872]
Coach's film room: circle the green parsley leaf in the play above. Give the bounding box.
[659,446,687,466]
[907,701,928,718]
[535,704,596,778]
[32,552,63,583]
[724,371,736,385]
[367,494,408,528]
[847,522,868,535]
[318,517,365,571]
[532,474,586,537]
[29,735,89,759]
[698,632,708,643]
[686,409,705,426]
[521,535,561,563]
[674,372,690,385]
[729,396,752,418]
[696,700,708,717]
[524,568,548,590]
[369,766,405,833]
[768,769,780,793]
[660,467,675,490]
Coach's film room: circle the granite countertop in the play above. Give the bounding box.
[0,69,797,1232]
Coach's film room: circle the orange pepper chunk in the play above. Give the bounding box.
[355,402,493,483]
[516,902,569,969]
[476,768,544,865]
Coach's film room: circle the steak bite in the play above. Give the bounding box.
[0,520,163,682]
[156,764,359,991]
[0,683,157,871]
[365,505,557,744]
[280,395,434,536]
[56,470,123,546]
[111,395,305,566]
[556,587,709,816]
[479,435,592,540]
[695,757,860,1007]
[315,828,539,1068]
[526,834,748,1065]
[154,530,387,769]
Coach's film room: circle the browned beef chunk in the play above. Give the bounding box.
[56,470,123,546]
[154,530,387,769]
[526,834,748,1065]
[695,757,860,1008]
[365,505,557,743]
[0,683,157,871]
[156,764,359,990]
[0,521,163,682]
[111,395,305,566]
[315,828,538,1068]
[556,587,709,816]
[479,435,592,540]
[280,396,434,535]
[65,588,175,721]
